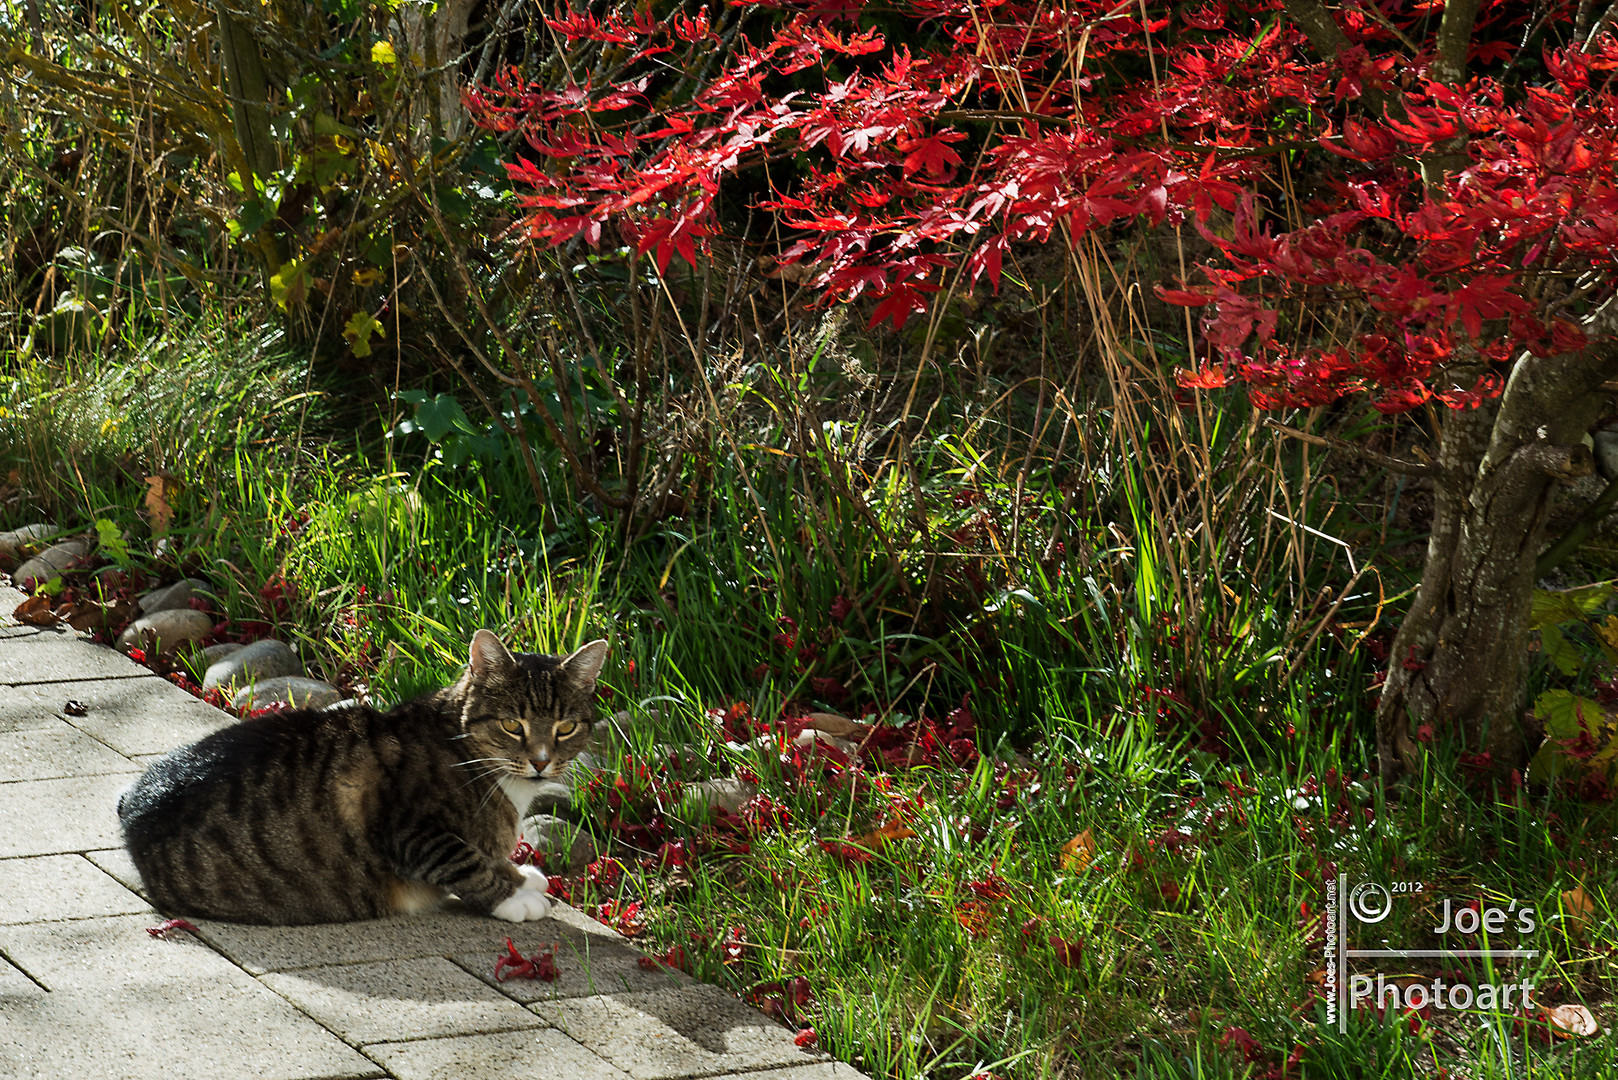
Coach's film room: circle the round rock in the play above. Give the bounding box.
[203,638,303,690]
[0,524,56,564]
[117,608,214,655]
[13,539,89,591]
[200,642,245,666]
[521,813,601,872]
[231,676,343,712]
[680,777,758,819]
[137,577,212,616]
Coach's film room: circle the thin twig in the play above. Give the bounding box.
[1262,418,1435,477]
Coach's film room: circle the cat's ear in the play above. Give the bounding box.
[468,629,516,681]
[559,638,609,687]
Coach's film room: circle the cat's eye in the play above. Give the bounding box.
[499,719,523,737]
[555,720,579,737]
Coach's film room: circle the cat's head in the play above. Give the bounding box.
[456,630,608,780]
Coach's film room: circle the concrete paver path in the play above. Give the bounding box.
[0,586,860,1080]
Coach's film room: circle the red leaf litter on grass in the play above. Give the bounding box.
[1050,935,1083,968]
[146,918,199,939]
[794,1027,818,1049]
[636,944,691,973]
[494,938,559,982]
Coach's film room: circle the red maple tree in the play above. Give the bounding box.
[469,0,1618,779]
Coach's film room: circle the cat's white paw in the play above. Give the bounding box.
[514,864,549,892]
[492,866,553,922]
[492,885,553,922]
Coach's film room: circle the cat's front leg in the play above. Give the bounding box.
[386,826,551,921]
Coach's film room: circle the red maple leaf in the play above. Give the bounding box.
[899,131,965,179]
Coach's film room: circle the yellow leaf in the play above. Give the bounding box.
[269,258,308,311]
[343,311,386,358]
[1060,829,1096,872]
[351,267,384,288]
[371,41,397,66]
[1547,1003,1598,1038]
[143,473,182,535]
[1599,616,1618,663]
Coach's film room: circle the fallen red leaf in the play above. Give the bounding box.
[146,918,200,939]
[1050,934,1083,968]
[494,937,560,982]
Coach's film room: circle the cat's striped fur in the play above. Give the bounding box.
[119,631,606,925]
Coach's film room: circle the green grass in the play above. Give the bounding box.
[7,333,1618,1079]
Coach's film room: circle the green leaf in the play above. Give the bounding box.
[413,393,476,443]
[227,198,276,240]
[1539,624,1583,677]
[269,259,309,311]
[94,519,129,565]
[1530,689,1606,741]
[1530,582,1618,629]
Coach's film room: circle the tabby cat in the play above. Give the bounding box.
[118,630,606,925]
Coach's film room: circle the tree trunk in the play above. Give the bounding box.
[1376,334,1618,782]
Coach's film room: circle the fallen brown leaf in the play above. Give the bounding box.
[13,595,59,626]
[144,473,183,535]
[1563,885,1597,937]
[849,819,917,851]
[63,597,135,635]
[1547,1003,1598,1038]
[1060,829,1096,872]
[804,712,868,738]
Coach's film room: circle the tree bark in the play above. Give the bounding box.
[1376,336,1618,783]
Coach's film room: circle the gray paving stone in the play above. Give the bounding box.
[451,927,690,1003]
[0,717,139,781]
[0,854,151,923]
[530,984,821,1080]
[702,1067,869,1080]
[261,956,548,1045]
[0,620,68,642]
[0,585,25,619]
[548,898,634,941]
[0,914,382,1080]
[0,955,44,998]
[0,773,129,856]
[196,905,561,975]
[365,1028,634,1080]
[0,629,151,683]
[0,676,231,756]
[85,846,146,897]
